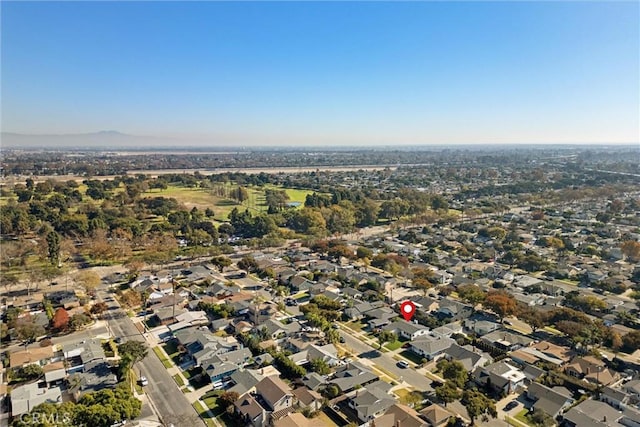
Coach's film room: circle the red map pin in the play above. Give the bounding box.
[400,301,416,321]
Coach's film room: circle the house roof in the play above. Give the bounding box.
[10,383,62,416]
[376,404,429,427]
[292,387,322,406]
[410,336,455,356]
[235,394,264,421]
[273,412,325,427]
[302,372,326,391]
[10,346,54,367]
[255,376,292,411]
[384,319,428,335]
[420,403,452,426]
[444,343,491,371]
[228,369,264,396]
[351,387,396,420]
[562,399,624,427]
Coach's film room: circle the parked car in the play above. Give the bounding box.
[139,376,148,386]
[397,360,410,369]
[504,400,518,411]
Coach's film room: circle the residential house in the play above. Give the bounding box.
[227,369,264,396]
[152,306,188,325]
[10,383,62,417]
[167,310,209,332]
[464,319,501,336]
[408,336,455,361]
[235,394,268,427]
[479,330,533,353]
[62,339,105,373]
[302,372,326,392]
[255,376,295,420]
[68,360,118,400]
[202,347,252,383]
[419,404,452,427]
[374,404,429,427]
[174,326,240,365]
[348,381,396,423]
[344,301,386,322]
[258,319,301,341]
[43,362,67,387]
[366,307,399,329]
[46,290,80,309]
[10,346,54,369]
[329,362,378,393]
[412,296,439,313]
[473,361,526,394]
[273,413,325,427]
[600,386,631,410]
[624,380,640,405]
[526,382,573,419]
[565,356,617,386]
[289,344,340,367]
[511,341,573,368]
[431,321,464,338]
[293,387,323,412]
[442,344,493,372]
[562,398,631,427]
[436,299,473,321]
[383,320,430,341]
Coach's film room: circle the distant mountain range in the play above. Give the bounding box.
[0,130,182,149]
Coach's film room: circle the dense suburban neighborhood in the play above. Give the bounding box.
[1,147,639,427]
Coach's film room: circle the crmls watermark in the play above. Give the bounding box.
[19,413,73,425]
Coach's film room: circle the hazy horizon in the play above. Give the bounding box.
[2,2,639,147]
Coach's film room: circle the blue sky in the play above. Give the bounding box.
[2,1,638,146]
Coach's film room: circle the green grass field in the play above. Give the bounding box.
[152,346,173,369]
[141,184,314,221]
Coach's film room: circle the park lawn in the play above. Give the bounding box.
[152,346,173,369]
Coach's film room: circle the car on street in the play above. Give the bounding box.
[504,400,519,411]
[397,360,410,369]
[139,376,148,386]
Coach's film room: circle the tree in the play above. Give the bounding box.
[483,291,517,322]
[377,330,396,350]
[435,381,462,407]
[437,359,468,388]
[16,321,45,344]
[309,358,331,375]
[218,391,239,413]
[75,270,101,296]
[413,278,433,296]
[622,330,640,353]
[462,389,497,425]
[356,246,373,260]
[238,256,259,273]
[211,256,232,272]
[457,285,487,306]
[46,231,61,265]
[621,240,640,262]
[52,307,70,331]
[70,313,92,330]
[518,307,547,332]
[118,341,148,377]
[91,302,109,317]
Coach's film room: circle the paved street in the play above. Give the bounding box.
[98,287,205,427]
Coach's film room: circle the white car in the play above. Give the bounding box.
[139,376,148,386]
